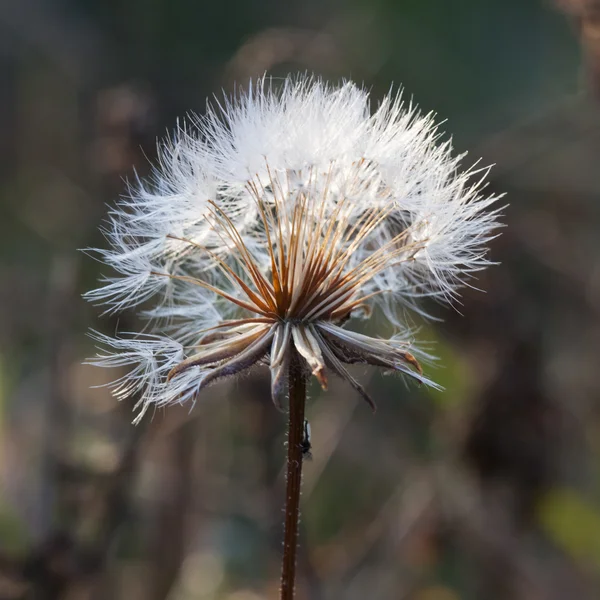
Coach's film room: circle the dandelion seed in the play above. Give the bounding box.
[85,74,503,600]
[85,74,501,416]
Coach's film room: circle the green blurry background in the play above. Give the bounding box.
[1,0,600,598]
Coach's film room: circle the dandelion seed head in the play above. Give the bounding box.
[86,74,502,417]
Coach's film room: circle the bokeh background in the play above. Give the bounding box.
[1,0,600,598]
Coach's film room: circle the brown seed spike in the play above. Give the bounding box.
[314,367,328,391]
[402,351,423,375]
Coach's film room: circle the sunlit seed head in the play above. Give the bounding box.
[85,74,502,420]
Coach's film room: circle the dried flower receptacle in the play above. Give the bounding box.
[154,164,429,413]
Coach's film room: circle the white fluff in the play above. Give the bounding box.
[85,75,502,417]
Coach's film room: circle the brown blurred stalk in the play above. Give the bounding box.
[556,0,600,98]
[280,360,306,600]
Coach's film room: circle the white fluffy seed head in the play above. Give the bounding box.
[86,74,502,417]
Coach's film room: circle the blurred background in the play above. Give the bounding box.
[1,0,600,598]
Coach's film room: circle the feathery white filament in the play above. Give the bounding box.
[86,75,502,417]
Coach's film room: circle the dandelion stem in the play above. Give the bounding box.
[280,356,306,600]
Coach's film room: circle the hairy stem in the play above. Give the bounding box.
[280,358,306,600]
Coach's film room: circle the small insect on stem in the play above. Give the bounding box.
[300,419,312,461]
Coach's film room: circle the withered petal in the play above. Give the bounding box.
[315,329,377,412]
[198,325,276,389]
[292,325,328,390]
[167,324,270,380]
[317,322,423,381]
[270,344,291,412]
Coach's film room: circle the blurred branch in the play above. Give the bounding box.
[556,0,600,98]
[146,419,196,600]
[222,28,344,86]
[0,421,145,600]
[320,470,433,585]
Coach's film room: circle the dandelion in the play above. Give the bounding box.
[85,75,501,600]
